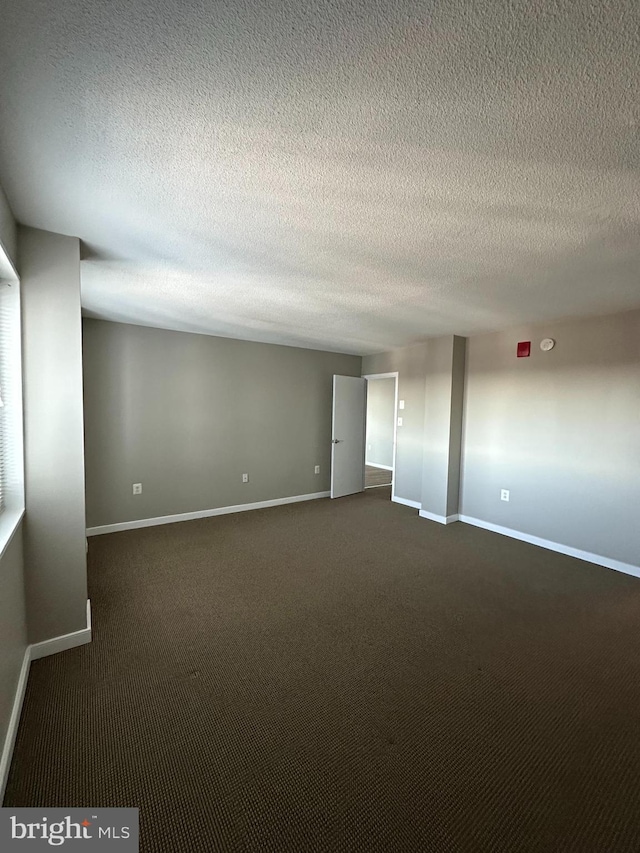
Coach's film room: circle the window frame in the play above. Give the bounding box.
[0,241,24,560]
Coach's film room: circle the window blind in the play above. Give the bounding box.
[0,280,21,515]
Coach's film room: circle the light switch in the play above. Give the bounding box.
[397,417,403,427]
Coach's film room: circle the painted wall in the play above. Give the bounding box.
[362,344,428,505]
[0,526,26,796]
[83,319,362,527]
[0,184,17,271]
[365,378,395,468]
[447,337,466,517]
[461,309,640,567]
[421,335,466,519]
[0,188,27,801]
[20,227,88,643]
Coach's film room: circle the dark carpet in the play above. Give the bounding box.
[6,487,640,852]
[365,465,392,487]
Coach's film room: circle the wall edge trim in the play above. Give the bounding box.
[0,647,30,802]
[458,516,640,579]
[419,510,459,525]
[87,492,331,536]
[392,496,420,509]
[30,600,92,660]
[1,600,92,800]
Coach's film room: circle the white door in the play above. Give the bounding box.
[331,375,366,498]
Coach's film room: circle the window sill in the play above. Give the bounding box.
[0,506,25,562]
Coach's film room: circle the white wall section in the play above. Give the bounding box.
[365,378,395,469]
[20,227,88,644]
[363,344,428,505]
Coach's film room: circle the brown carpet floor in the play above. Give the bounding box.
[365,465,393,487]
[6,487,640,852]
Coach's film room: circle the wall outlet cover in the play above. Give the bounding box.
[132,483,142,495]
[314,465,320,474]
[242,473,249,483]
[501,489,510,502]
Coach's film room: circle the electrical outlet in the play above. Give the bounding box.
[397,417,403,427]
[314,465,320,474]
[242,473,249,483]
[133,483,142,495]
[501,489,510,502]
[399,400,405,409]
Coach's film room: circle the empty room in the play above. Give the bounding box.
[1,1,639,851]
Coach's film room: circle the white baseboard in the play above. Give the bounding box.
[419,510,460,525]
[29,627,92,660]
[0,647,30,803]
[392,496,420,509]
[87,492,331,536]
[365,462,393,471]
[458,516,640,580]
[30,599,92,660]
[1,600,92,801]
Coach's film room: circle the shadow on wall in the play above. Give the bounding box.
[460,309,640,568]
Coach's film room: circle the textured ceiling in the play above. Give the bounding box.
[0,0,639,354]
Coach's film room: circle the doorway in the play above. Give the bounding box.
[363,373,398,496]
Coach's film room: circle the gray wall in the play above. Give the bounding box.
[421,335,466,519]
[461,309,640,566]
[21,227,88,643]
[447,336,466,517]
[83,319,362,527]
[363,344,428,505]
[0,189,26,801]
[365,378,395,468]
[0,526,27,791]
[0,184,17,271]
[363,338,465,510]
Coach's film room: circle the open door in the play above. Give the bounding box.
[331,375,366,498]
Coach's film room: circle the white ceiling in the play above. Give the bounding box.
[1,0,639,355]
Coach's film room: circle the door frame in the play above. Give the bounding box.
[362,372,399,502]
